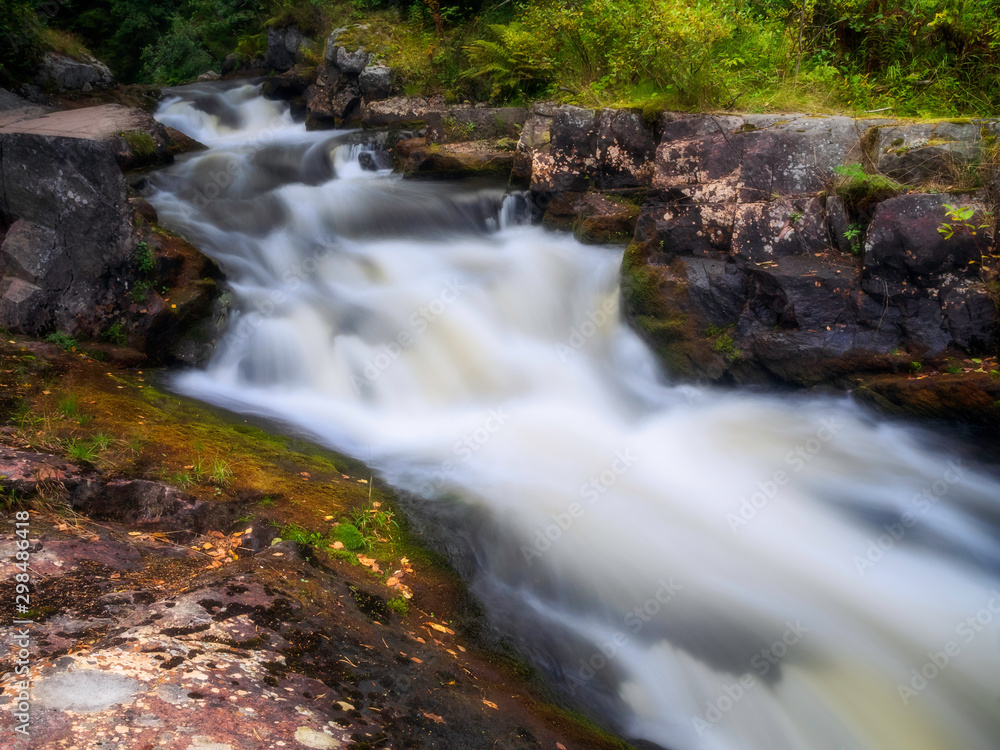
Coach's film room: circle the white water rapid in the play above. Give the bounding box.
[147,82,1000,750]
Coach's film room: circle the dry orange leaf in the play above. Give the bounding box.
[330,541,345,550]
[482,700,498,710]
[386,576,399,587]
[426,622,455,635]
[423,712,446,724]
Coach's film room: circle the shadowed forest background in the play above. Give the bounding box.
[2,0,999,116]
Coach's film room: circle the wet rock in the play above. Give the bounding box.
[305,78,361,129]
[72,479,245,541]
[197,70,221,82]
[854,371,1000,424]
[37,52,115,91]
[165,126,207,157]
[261,68,312,101]
[396,138,515,179]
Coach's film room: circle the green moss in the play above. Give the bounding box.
[332,523,366,551]
[832,163,908,212]
[119,131,158,159]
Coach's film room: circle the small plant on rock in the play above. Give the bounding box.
[843,223,864,255]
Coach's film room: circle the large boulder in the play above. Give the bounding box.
[266,26,309,72]
[875,120,999,184]
[37,52,115,91]
[0,133,133,336]
[863,194,988,283]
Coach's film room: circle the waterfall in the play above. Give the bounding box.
[147,83,1000,750]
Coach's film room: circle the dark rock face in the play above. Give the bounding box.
[359,64,393,100]
[301,27,398,129]
[266,26,308,72]
[395,138,515,179]
[875,121,995,184]
[73,479,246,541]
[37,52,116,91]
[864,194,983,282]
[585,114,1000,387]
[0,134,133,336]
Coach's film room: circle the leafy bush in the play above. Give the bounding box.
[0,0,42,85]
[463,23,553,101]
[141,16,217,85]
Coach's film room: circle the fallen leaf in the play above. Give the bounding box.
[358,479,368,484]
[127,531,142,537]
[410,657,423,664]
[557,743,568,750]
[324,515,335,521]
[482,699,498,710]
[423,712,446,724]
[209,531,225,539]
[202,543,214,550]
[386,576,399,587]
[330,541,345,550]
[426,622,455,635]
[336,701,355,711]
[109,572,120,580]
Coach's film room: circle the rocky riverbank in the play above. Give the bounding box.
[247,20,999,425]
[0,75,631,750]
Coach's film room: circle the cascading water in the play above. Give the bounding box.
[147,82,1000,750]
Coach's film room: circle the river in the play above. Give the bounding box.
[146,81,1000,750]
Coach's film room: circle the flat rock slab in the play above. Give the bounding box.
[0,104,157,141]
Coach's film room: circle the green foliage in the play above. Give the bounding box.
[120,131,158,158]
[142,15,217,84]
[843,222,864,255]
[209,458,233,485]
[280,523,327,546]
[462,23,553,101]
[938,203,991,240]
[102,321,128,346]
[45,331,77,351]
[910,361,923,373]
[833,164,907,212]
[65,437,98,463]
[0,0,42,85]
[133,241,155,274]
